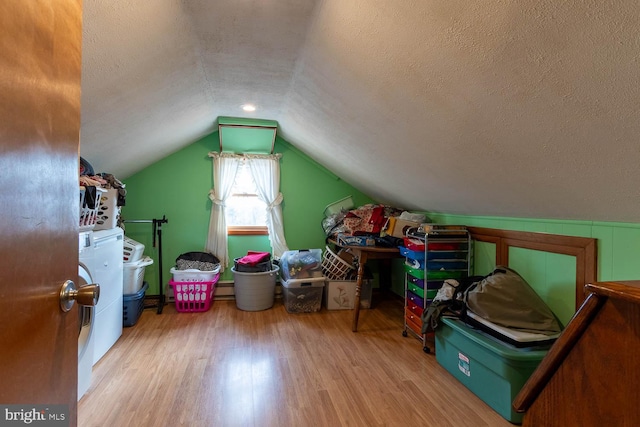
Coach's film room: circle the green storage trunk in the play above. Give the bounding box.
[435,317,549,424]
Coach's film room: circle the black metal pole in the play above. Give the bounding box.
[154,216,167,314]
[123,216,168,314]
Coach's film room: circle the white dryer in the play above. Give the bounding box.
[92,227,124,365]
[78,231,96,400]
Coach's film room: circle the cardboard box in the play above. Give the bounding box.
[387,218,420,238]
[336,233,375,247]
[324,279,372,310]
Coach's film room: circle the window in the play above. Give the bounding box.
[225,160,268,235]
[207,151,288,265]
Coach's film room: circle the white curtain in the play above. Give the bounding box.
[205,152,241,271]
[246,154,289,257]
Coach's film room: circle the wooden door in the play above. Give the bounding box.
[0,1,82,425]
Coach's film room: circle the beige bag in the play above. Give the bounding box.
[464,266,562,335]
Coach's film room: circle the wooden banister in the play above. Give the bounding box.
[512,292,605,412]
[512,281,640,426]
[467,227,598,309]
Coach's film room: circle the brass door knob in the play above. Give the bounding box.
[60,280,100,312]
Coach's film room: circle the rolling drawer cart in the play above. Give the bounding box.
[401,225,471,353]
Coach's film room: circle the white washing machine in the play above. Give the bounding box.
[92,227,124,365]
[78,231,96,400]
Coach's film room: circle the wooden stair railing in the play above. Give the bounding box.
[512,292,605,412]
[512,281,640,427]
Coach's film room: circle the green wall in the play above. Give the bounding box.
[122,130,640,325]
[427,213,640,326]
[121,131,375,293]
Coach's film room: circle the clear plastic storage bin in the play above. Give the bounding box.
[281,276,325,313]
[280,249,323,281]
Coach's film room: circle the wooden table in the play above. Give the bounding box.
[329,240,402,331]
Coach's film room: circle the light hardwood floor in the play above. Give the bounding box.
[78,292,513,427]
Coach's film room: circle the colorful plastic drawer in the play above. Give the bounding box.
[408,284,437,300]
[405,317,422,337]
[427,251,468,260]
[427,280,444,290]
[426,269,468,280]
[406,258,426,269]
[405,309,423,336]
[406,290,424,308]
[408,275,425,288]
[408,282,425,299]
[403,263,424,279]
[399,246,425,261]
[427,241,469,251]
[403,237,425,251]
[407,300,423,318]
[427,260,468,270]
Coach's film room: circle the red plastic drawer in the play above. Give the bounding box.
[403,237,426,251]
[427,241,468,251]
[407,300,423,318]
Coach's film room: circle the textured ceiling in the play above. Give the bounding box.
[81,0,640,223]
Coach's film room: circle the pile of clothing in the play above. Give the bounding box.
[175,251,221,272]
[234,251,273,272]
[79,156,127,210]
[80,173,126,207]
[322,203,422,247]
[421,266,563,339]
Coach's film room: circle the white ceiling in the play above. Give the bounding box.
[81,0,640,223]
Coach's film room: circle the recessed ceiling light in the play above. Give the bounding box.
[242,104,256,112]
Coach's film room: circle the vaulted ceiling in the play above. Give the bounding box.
[80,0,640,223]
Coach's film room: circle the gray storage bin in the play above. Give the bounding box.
[231,265,279,311]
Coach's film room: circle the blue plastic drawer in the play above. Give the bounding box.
[408,259,469,271]
[427,251,468,260]
[399,246,425,261]
[427,260,468,270]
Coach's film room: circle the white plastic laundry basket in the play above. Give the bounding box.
[123,256,154,294]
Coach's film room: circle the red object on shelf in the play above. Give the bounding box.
[403,236,426,251]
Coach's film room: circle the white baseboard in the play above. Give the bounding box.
[214,281,283,298]
[164,280,283,302]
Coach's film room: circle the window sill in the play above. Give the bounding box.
[227,226,268,236]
